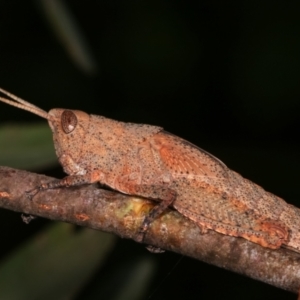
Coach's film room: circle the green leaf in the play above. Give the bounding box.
[0,123,57,170]
[0,223,116,300]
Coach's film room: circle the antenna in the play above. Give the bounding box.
[0,87,49,119]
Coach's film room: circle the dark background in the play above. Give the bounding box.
[0,1,299,299]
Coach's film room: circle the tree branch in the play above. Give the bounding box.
[0,166,299,295]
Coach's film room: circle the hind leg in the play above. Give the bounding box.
[175,205,288,249]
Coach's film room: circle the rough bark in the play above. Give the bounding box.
[0,166,299,294]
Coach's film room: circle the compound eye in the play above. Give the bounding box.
[61,110,77,133]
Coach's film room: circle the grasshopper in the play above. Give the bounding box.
[0,87,299,252]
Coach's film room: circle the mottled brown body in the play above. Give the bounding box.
[0,88,300,252]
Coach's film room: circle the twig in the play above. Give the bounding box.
[0,166,299,295]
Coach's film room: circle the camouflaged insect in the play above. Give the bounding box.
[0,87,299,252]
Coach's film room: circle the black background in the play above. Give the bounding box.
[0,1,299,299]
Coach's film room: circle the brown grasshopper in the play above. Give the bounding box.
[0,87,299,252]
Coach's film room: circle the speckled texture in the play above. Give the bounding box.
[0,85,298,253]
[46,110,300,252]
[2,89,300,295]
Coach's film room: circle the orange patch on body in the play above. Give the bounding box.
[229,197,250,211]
[90,170,104,182]
[260,220,289,241]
